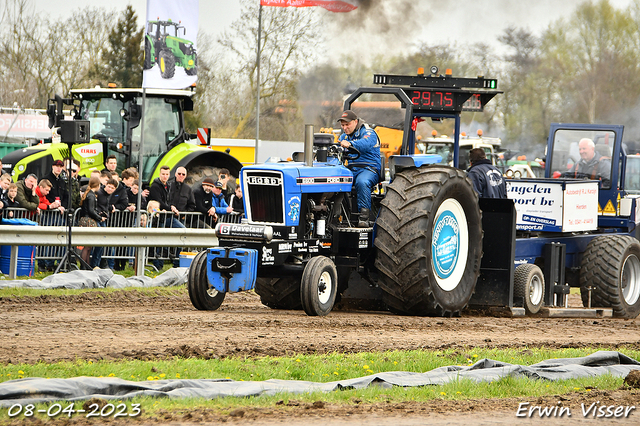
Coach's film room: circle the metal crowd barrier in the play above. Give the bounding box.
[1,207,242,271]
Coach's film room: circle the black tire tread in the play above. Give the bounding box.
[159,49,175,79]
[374,166,482,316]
[255,275,302,310]
[580,235,640,318]
[188,249,225,311]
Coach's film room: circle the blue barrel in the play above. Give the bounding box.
[0,245,35,277]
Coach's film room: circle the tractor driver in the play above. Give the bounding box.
[565,138,611,187]
[337,110,381,228]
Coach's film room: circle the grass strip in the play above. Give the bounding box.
[0,347,637,421]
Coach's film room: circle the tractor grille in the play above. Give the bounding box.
[244,170,285,224]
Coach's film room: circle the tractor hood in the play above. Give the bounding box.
[240,161,353,227]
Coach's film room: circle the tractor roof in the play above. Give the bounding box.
[69,88,194,99]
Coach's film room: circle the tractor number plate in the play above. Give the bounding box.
[211,258,242,273]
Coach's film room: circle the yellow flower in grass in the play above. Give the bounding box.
[108,373,115,377]
[175,373,181,378]
[363,365,369,370]
[147,376,154,381]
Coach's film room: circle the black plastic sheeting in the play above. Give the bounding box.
[0,267,188,290]
[0,351,638,407]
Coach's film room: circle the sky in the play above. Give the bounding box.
[32,0,636,61]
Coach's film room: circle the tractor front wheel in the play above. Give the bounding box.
[188,250,225,311]
[300,256,338,316]
[159,49,176,79]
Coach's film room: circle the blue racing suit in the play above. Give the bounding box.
[338,121,381,211]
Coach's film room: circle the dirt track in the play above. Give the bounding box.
[1,288,639,424]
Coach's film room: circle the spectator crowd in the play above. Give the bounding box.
[0,155,243,273]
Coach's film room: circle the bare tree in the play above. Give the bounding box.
[216,0,321,140]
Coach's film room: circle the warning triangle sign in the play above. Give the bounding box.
[603,200,616,215]
[598,203,602,214]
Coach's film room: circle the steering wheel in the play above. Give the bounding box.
[343,145,360,161]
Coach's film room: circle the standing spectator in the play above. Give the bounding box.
[93,178,117,269]
[43,160,68,214]
[168,166,196,222]
[106,178,129,270]
[16,174,40,215]
[0,173,11,199]
[193,177,216,228]
[212,181,233,218]
[36,179,62,272]
[35,179,56,211]
[131,179,148,211]
[148,165,171,212]
[217,168,233,203]
[103,155,118,174]
[229,185,244,215]
[64,159,81,210]
[99,170,112,187]
[108,178,129,212]
[3,183,20,217]
[467,148,506,199]
[78,177,105,266]
[120,168,137,212]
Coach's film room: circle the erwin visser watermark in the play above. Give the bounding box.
[516,401,636,419]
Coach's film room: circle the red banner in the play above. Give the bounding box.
[260,0,357,13]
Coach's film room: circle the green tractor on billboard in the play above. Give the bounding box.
[144,19,197,79]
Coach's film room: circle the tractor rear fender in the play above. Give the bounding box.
[388,154,442,180]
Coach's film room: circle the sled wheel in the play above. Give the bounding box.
[581,235,640,318]
[514,263,545,315]
[255,271,302,310]
[188,250,225,311]
[300,256,337,316]
[375,165,483,316]
[159,49,175,79]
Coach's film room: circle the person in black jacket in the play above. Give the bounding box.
[148,165,171,211]
[79,177,105,266]
[467,148,506,198]
[93,179,117,269]
[43,160,69,213]
[168,166,196,223]
[193,177,216,228]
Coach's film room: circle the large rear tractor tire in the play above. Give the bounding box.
[375,166,483,316]
[255,274,302,310]
[580,235,640,318]
[159,49,175,79]
[514,263,545,315]
[188,250,225,311]
[300,256,338,316]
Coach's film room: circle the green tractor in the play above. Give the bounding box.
[1,87,241,186]
[144,19,197,79]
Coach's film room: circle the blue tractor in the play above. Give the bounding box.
[188,68,503,316]
[188,68,640,319]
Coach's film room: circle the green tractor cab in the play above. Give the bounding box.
[144,19,197,79]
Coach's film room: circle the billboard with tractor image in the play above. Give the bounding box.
[143,0,198,90]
